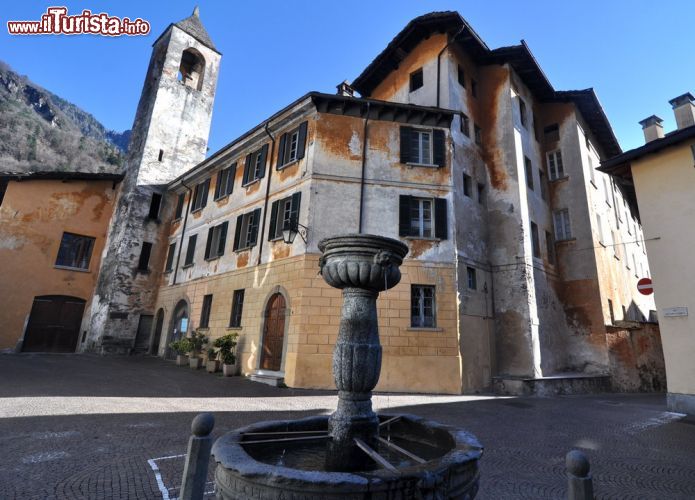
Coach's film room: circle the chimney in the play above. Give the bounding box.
[668,92,695,130]
[336,80,354,97]
[638,115,664,143]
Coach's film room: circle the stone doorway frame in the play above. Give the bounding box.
[257,286,291,374]
[164,297,190,360]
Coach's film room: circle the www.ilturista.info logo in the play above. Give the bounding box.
[7,7,150,36]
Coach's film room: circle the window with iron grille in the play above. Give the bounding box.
[55,232,95,270]
[229,289,245,327]
[411,285,436,328]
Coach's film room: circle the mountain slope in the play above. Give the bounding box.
[0,61,129,174]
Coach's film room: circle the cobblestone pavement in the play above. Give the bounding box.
[1,354,694,499]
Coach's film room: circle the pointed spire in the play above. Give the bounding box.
[193,6,200,17]
[174,7,217,51]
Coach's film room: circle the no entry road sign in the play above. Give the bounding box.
[637,277,653,295]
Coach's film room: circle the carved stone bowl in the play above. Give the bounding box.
[318,234,409,292]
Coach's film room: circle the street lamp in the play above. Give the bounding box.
[282,220,308,244]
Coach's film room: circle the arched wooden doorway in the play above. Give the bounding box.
[22,295,86,352]
[165,300,189,359]
[150,308,165,355]
[260,293,287,371]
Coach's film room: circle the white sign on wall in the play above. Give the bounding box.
[662,307,688,318]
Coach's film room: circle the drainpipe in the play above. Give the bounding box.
[172,179,193,285]
[358,102,370,233]
[436,26,466,108]
[257,122,276,265]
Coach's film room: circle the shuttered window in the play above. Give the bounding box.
[214,163,236,200]
[268,192,301,241]
[229,289,245,327]
[399,195,447,240]
[191,178,210,212]
[204,221,228,260]
[164,242,176,272]
[200,294,213,329]
[233,208,261,251]
[277,121,308,168]
[184,234,197,267]
[242,144,269,186]
[399,126,445,167]
[174,192,185,219]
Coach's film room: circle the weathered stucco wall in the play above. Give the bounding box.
[0,179,118,350]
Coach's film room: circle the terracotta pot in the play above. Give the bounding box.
[176,354,189,366]
[222,363,238,377]
[206,360,220,373]
[189,356,203,369]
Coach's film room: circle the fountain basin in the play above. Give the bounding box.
[212,414,483,499]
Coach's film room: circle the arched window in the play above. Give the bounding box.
[177,48,205,91]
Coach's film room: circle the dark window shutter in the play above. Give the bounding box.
[290,192,301,228]
[276,133,287,168]
[258,144,269,179]
[243,154,252,185]
[434,198,448,240]
[214,170,222,199]
[433,129,445,167]
[233,214,243,251]
[226,163,236,195]
[400,126,411,163]
[190,187,198,213]
[296,121,308,160]
[185,234,197,265]
[204,227,214,259]
[175,193,185,218]
[399,195,412,236]
[218,221,228,256]
[249,208,261,247]
[201,178,210,208]
[165,243,176,271]
[268,200,279,241]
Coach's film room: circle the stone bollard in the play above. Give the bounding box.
[566,449,594,500]
[180,412,215,500]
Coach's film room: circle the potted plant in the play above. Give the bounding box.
[187,330,208,370]
[169,338,191,366]
[205,346,219,373]
[213,333,239,376]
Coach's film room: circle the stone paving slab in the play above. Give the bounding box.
[1,354,694,499]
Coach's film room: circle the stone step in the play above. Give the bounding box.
[248,370,285,387]
[493,373,612,396]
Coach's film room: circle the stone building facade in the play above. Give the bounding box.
[1,10,664,395]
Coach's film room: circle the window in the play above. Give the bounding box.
[477,183,485,204]
[399,126,445,167]
[158,149,164,162]
[409,68,423,92]
[269,192,301,241]
[214,164,236,200]
[200,294,212,329]
[596,213,605,245]
[460,113,470,137]
[625,244,631,269]
[471,79,478,97]
[603,177,612,206]
[524,156,534,190]
[148,192,162,220]
[627,216,632,235]
[229,289,245,327]
[457,65,466,87]
[611,230,619,258]
[191,178,210,212]
[399,195,448,239]
[242,144,269,185]
[553,209,572,241]
[633,254,638,277]
[547,150,564,180]
[277,121,308,168]
[546,230,555,264]
[411,285,436,327]
[0,178,7,206]
[137,242,152,272]
[533,112,540,141]
[178,48,205,91]
[463,174,472,197]
[55,232,95,270]
[519,99,527,128]
[539,170,548,201]
[530,221,541,258]
[544,123,559,142]
[467,267,477,290]
[174,192,185,220]
[184,234,197,267]
[204,221,229,260]
[608,299,615,324]
[233,208,261,251]
[164,242,176,272]
[474,125,482,146]
[587,153,596,185]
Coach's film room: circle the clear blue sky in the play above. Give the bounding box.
[2,1,692,155]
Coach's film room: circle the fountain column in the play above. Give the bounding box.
[318,235,408,472]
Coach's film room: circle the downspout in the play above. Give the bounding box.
[358,102,370,233]
[172,179,193,285]
[257,122,276,265]
[436,26,466,108]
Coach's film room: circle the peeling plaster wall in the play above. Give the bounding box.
[0,180,117,350]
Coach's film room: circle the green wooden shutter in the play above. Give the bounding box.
[258,144,269,179]
[201,178,210,208]
[249,208,261,247]
[296,121,308,160]
[185,234,197,265]
[218,221,228,256]
[276,133,287,168]
[214,170,223,199]
[242,154,252,185]
[226,163,236,195]
[433,129,445,167]
[434,198,448,240]
[400,126,411,164]
[290,192,301,228]
[399,195,412,236]
[204,227,214,259]
[268,200,279,241]
[233,214,243,250]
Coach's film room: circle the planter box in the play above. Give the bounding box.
[176,354,189,366]
[189,356,203,369]
[206,360,220,373]
[222,363,240,377]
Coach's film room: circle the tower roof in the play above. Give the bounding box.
[173,6,217,51]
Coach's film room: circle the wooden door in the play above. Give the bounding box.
[260,293,286,371]
[22,296,85,352]
[150,309,164,355]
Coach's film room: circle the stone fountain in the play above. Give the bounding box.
[212,234,483,499]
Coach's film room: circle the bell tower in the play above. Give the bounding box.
[85,7,221,353]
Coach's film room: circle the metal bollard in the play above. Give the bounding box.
[180,412,215,500]
[566,449,594,500]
